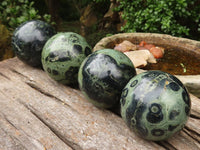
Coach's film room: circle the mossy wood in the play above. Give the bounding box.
[0,58,199,150]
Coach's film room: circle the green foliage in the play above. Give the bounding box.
[0,0,53,31]
[116,0,200,39]
[93,0,108,3]
[73,0,108,5]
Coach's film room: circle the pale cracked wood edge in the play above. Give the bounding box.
[0,57,199,150]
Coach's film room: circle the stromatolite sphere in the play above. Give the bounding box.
[41,32,92,86]
[12,20,56,67]
[120,70,191,141]
[78,49,137,108]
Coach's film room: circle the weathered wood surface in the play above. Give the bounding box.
[0,57,199,150]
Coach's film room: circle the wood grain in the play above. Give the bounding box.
[0,58,199,150]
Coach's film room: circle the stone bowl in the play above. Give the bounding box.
[93,33,200,98]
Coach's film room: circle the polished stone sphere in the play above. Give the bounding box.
[12,20,56,67]
[78,49,137,108]
[120,70,191,141]
[41,32,92,86]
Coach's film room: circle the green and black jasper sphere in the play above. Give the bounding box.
[78,49,137,109]
[120,70,191,141]
[41,32,92,86]
[12,20,56,67]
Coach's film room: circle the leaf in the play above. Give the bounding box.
[2,1,7,6]
[29,9,37,17]
[0,0,54,30]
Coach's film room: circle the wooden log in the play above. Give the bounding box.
[0,57,199,150]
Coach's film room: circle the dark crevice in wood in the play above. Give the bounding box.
[0,114,29,150]
[1,113,18,130]
[1,110,48,150]
[190,113,200,119]
[4,132,28,150]
[26,81,58,99]
[25,81,78,113]
[10,68,29,80]
[7,135,30,150]
[183,126,200,144]
[0,72,10,80]
[156,141,177,150]
[21,103,82,150]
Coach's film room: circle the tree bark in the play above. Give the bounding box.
[44,0,60,23]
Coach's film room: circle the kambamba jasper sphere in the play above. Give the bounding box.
[120,70,191,141]
[12,20,56,67]
[41,32,92,86]
[78,49,137,108]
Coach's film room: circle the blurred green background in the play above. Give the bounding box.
[0,0,200,61]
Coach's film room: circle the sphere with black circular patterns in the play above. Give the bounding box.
[41,32,92,86]
[12,20,56,67]
[120,70,191,141]
[78,49,137,109]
